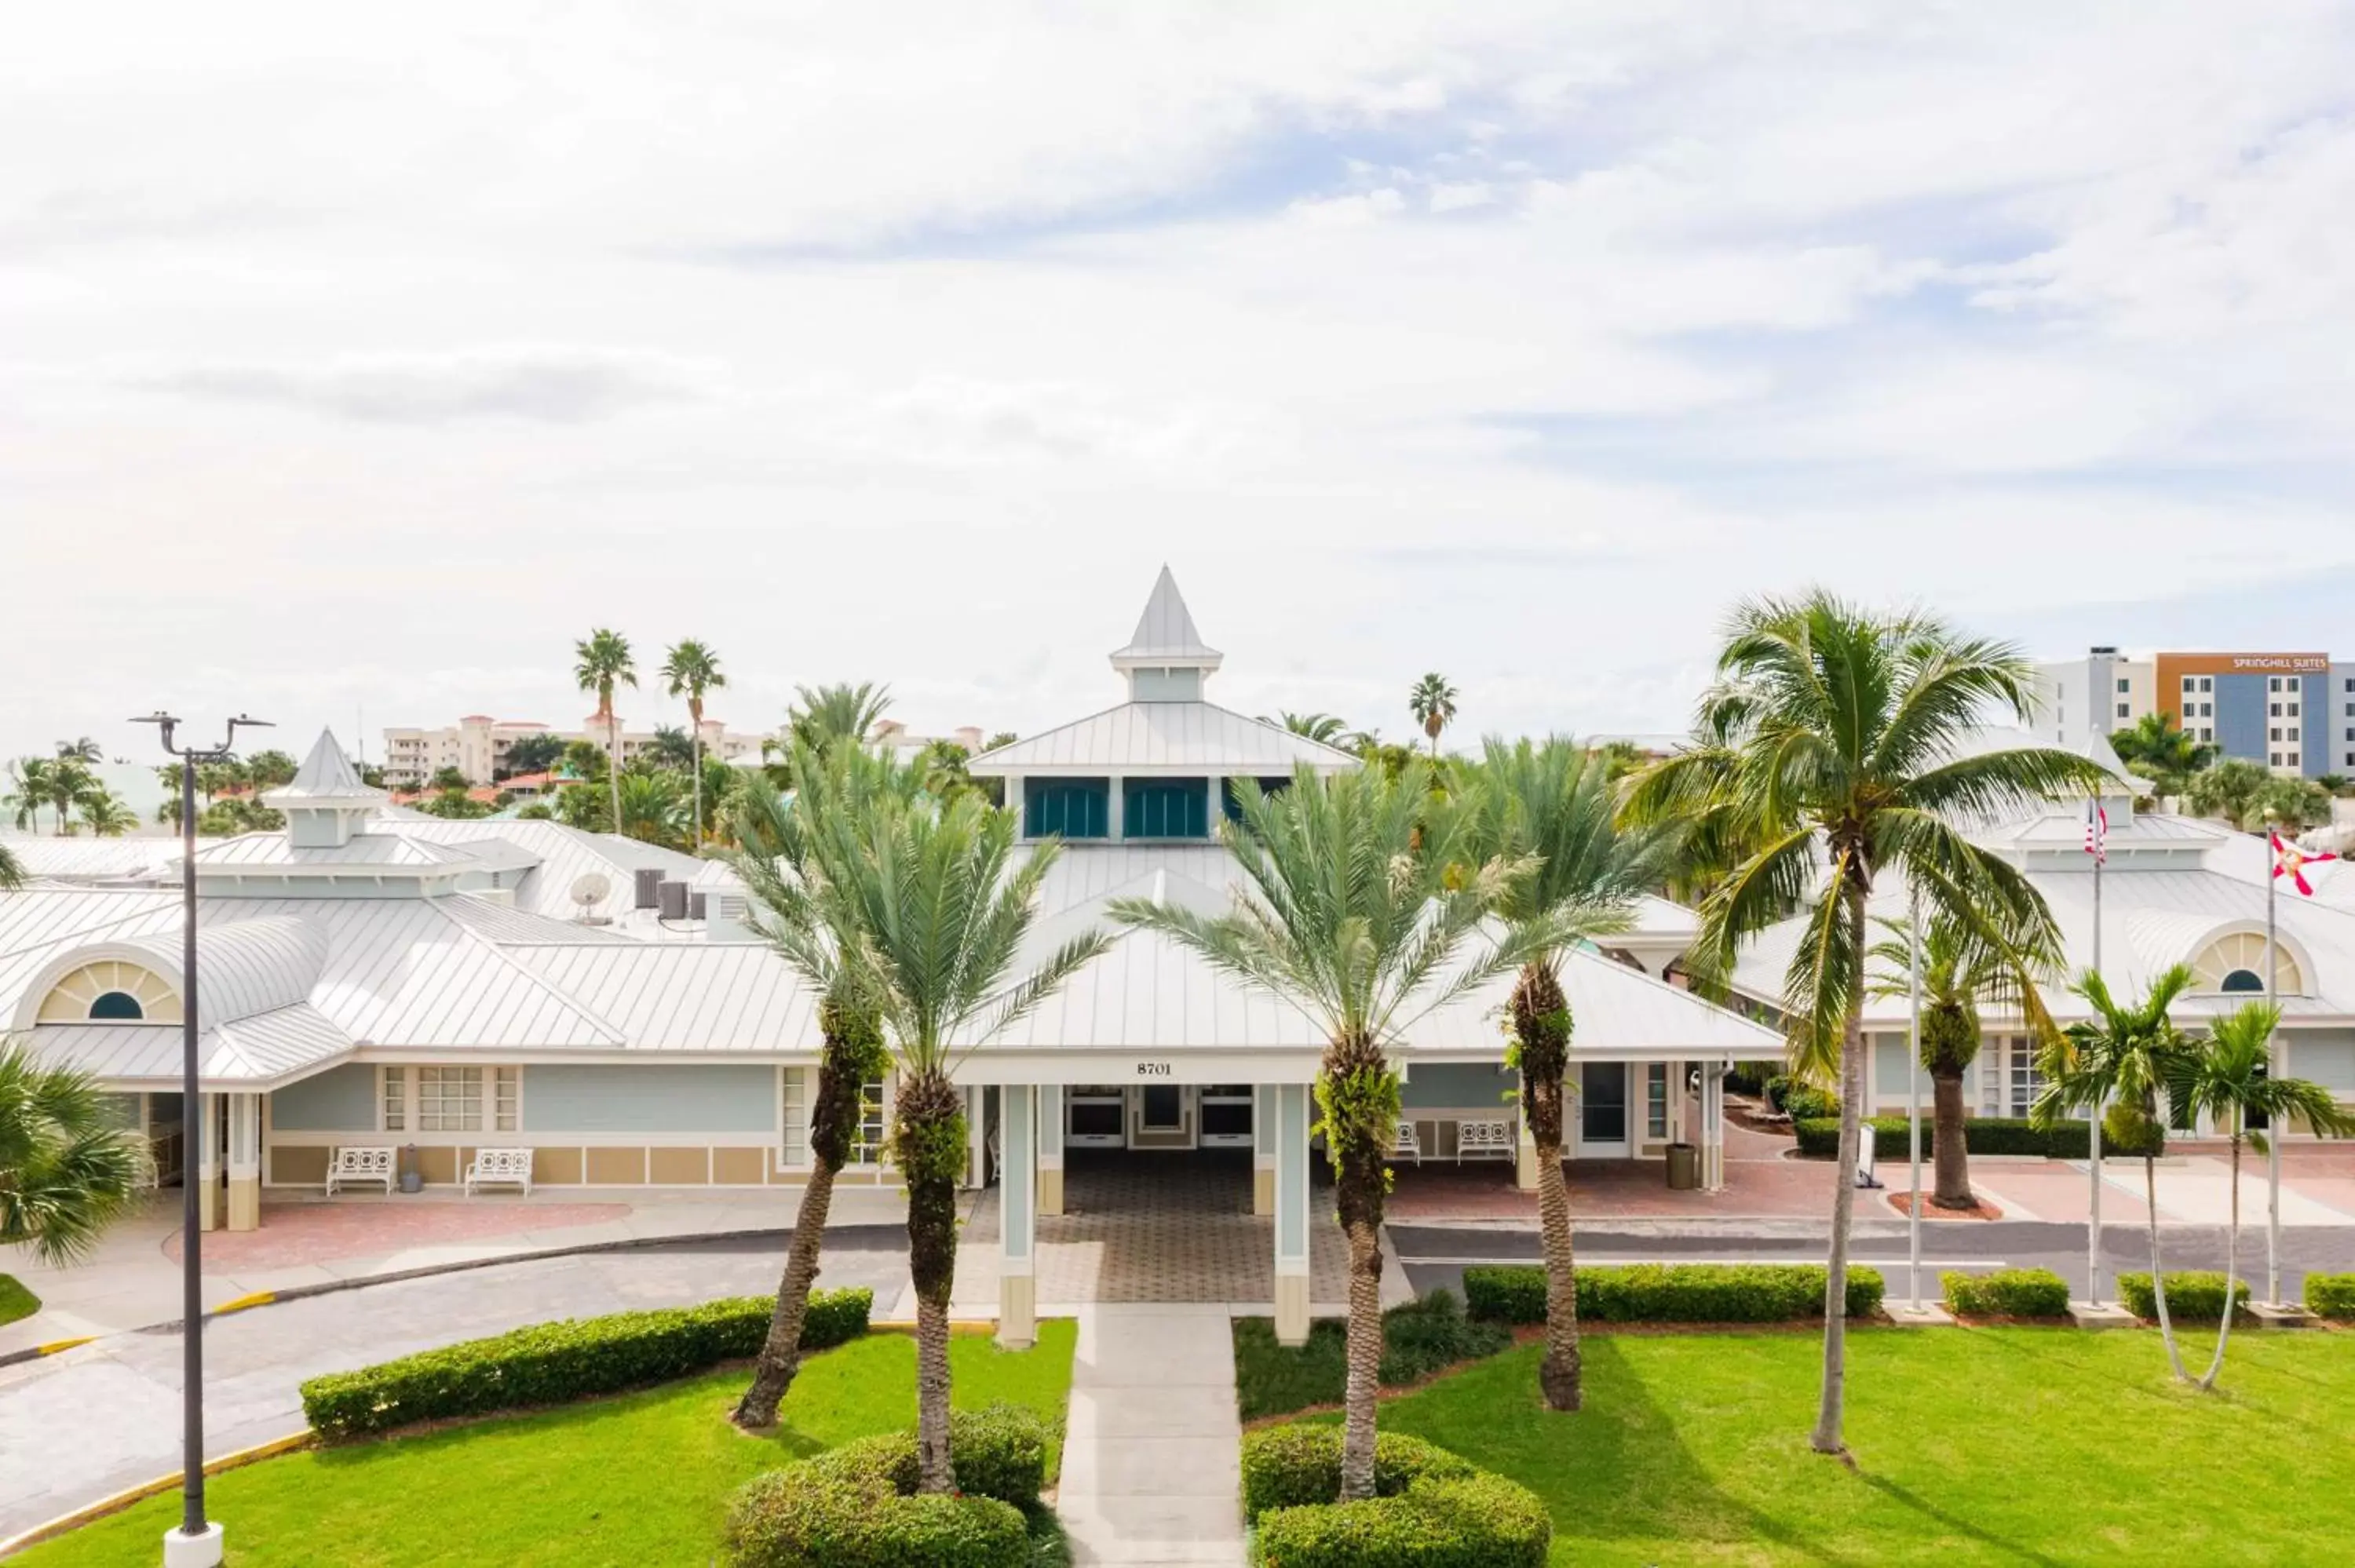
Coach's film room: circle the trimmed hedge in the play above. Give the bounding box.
[1943,1267,2071,1319]
[1462,1263,1882,1326]
[1242,1427,1550,1567]
[301,1288,872,1439]
[725,1416,1044,1568]
[2119,1271,2251,1325]
[1242,1427,1472,1522]
[2305,1272,2355,1320]
[1791,1115,2161,1161]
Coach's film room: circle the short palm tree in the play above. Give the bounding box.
[77,792,139,838]
[817,788,1107,1493]
[661,640,727,849]
[1111,761,1554,1499]
[1,1039,142,1264]
[2165,1001,2355,1389]
[1866,906,2061,1209]
[5,758,55,833]
[2035,965,2197,1377]
[574,628,638,838]
[1262,711,1348,745]
[0,842,21,888]
[1408,673,1458,759]
[613,771,688,849]
[1624,593,2106,1459]
[1458,737,1665,1411]
[789,682,892,754]
[724,747,908,1428]
[2107,712,2213,799]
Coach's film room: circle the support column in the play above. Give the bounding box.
[1701,1063,1725,1191]
[1038,1085,1064,1217]
[1272,1082,1312,1347]
[1252,1085,1276,1216]
[195,1092,221,1233]
[963,1086,988,1190]
[1515,1119,1541,1192]
[226,1093,262,1232]
[997,1085,1037,1349]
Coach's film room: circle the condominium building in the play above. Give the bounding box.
[380,714,765,788]
[2034,648,2355,779]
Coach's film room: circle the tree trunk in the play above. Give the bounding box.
[1809,880,1867,1460]
[1930,1068,1973,1209]
[2145,1153,2189,1380]
[689,697,703,850]
[1513,958,1581,1412]
[2196,1132,2241,1391]
[731,1153,839,1428]
[898,1069,966,1494]
[608,709,623,838]
[1325,1032,1393,1501]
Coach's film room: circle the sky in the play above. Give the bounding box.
[6,2,2355,775]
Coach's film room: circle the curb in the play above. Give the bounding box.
[0,1431,315,1559]
[0,1222,909,1372]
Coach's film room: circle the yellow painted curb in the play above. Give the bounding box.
[871,1318,1003,1337]
[212,1291,276,1315]
[0,1431,315,1558]
[34,1336,96,1357]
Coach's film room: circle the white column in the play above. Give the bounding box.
[1039,1085,1064,1216]
[963,1085,988,1190]
[997,1085,1037,1348]
[1252,1085,1276,1216]
[1272,1082,1313,1346]
[1701,1063,1726,1191]
[226,1092,262,1231]
[1106,774,1124,841]
[195,1092,222,1233]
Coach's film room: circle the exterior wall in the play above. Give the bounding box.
[269,1063,379,1131]
[2153,652,2332,775]
[382,717,763,786]
[2332,666,2355,775]
[2288,1029,2355,1096]
[524,1064,776,1132]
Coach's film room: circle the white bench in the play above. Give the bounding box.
[463,1147,534,1197]
[1391,1120,1422,1165]
[1454,1118,1517,1163]
[324,1145,397,1195]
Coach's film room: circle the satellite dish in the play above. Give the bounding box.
[570,871,613,923]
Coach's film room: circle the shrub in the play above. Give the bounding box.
[2304,1273,2355,1321]
[301,1288,872,1439]
[2118,1271,2251,1325]
[1251,1471,1551,1568]
[1375,1289,1509,1385]
[1232,1292,1511,1421]
[1943,1267,2071,1319]
[1792,1115,2162,1161]
[726,1432,1030,1568]
[1463,1264,1881,1325]
[1240,1426,1471,1522]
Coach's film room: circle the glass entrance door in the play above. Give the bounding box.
[1067,1085,1126,1148]
[1578,1063,1629,1156]
[1199,1085,1254,1147]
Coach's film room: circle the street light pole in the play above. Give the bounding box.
[133,710,268,1568]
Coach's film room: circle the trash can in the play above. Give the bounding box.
[400,1143,423,1194]
[1666,1142,1700,1191]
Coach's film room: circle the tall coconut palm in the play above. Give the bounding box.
[1,1039,142,1264]
[1623,593,2106,1460]
[1866,906,2061,1209]
[725,747,909,1428]
[42,758,97,837]
[661,639,727,850]
[574,628,638,840]
[816,788,1106,1493]
[2035,966,2197,1377]
[2165,1001,2355,1390]
[54,738,103,764]
[788,682,893,755]
[1458,736,1667,1411]
[1408,673,1458,759]
[3,759,51,833]
[1111,762,1555,1499]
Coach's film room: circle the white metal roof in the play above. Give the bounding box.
[967,701,1360,776]
[1110,565,1221,667]
[265,729,389,808]
[508,942,819,1051]
[28,1003,353,1088]
[0,837,180,883]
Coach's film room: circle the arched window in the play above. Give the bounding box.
[88,991,147,1019]
[2190,932,2302,995]
[36,961,181,1023]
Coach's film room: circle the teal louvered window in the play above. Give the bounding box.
[1024,779,1109,839]
[1221,776,1294,822]
[1123,779,1210,839]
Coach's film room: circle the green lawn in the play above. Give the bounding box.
[20,1322,1077,1568]
[0,1273,38,1328]
[1337,1327,2355,1566]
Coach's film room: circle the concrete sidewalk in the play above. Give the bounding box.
[1057,1305,1245,1566]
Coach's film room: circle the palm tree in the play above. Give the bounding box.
[817,787,1106,1493]
[1623,593,2106,1460]
[724,747,911,1428]
[2107,712,2213,799]
[1,1039,142,1264]
[1866,906,2061,1209]
[243,749,299,790]
[2184,758,2273,830]
[2035,966,2197,1377]
[1408,673,1458,759]
[660,639,727,850]
[77,792,139,839]
[1261,711,1348,745]
[2165,1001,2355,1389]
[787,682,892,755]
[0,842,21,889]
[1458,737,1666,1411]
[614,771,688,849]
[574,628,638,840]
[1111,762,1553,1498]
[42,759,96,837]
[4,759,51,833]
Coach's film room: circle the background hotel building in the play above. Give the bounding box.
[380,713,764,787]
[2035,648,2355,778]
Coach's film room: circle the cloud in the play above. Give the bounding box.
[138,349,706,426]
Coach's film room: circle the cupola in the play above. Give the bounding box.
[263,730,388,848]
[1109,565,1222,702]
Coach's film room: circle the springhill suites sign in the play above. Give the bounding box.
[2224,653,2331,673]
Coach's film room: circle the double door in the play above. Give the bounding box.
[1064,1084,1256,1150]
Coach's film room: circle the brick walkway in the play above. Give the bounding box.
[162,1199,631,1268]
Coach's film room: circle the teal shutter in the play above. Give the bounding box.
[1221,776,1295,822]
[1025,779,1109,838]
[1124,779,1209,838]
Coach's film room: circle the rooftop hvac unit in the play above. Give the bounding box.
[633,867,665,910]
[657,879,689,920]
[688,892,708,921]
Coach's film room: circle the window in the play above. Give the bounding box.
[382,1067,406,1131]
[2116,702,2131,719]
[2182,676,2196,691]
[1123,778,1210,838]
[2273,753,2284,766]
[88,991,144,1019]
[2200,676,2213,693]
[2290,702,2302,717]
[2271,676,2284,692]
[2008,1045,2044,1119]
[2271,727,2283,742]
[2220,970,2266,994]
[2200,702,2213,717]
[2271,702,2284,717]
[1023,778,1109,838]
[780,1069,808,1166]
[411,1067,518,1132]
[2289,752,2300,767]
[1646,1063,1670,1140]
[2116,678,2130,695]
[851,1080,888,1166]
[2192,932,2302,994]
[1222,776,1294,822]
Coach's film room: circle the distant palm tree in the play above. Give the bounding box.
[614,771,688,850]
[1,1038,142,1264]
[1408,674,1458,759]
[4,759,51,833]
[1624,592,2107,1460]
[77,792,139,838]
[243,749,300,791]
[54,738,102,764]
[1112,763,1550,1499]
[0,842,21,888]
[1260,711,1348,745]
[42,759,95,837]
[2107,712,2213,799]
[2165,1001,2355,1390]
[788,682,892,755]
[661,639,728,850]
[575,628,638,839]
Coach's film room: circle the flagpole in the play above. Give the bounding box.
[2266,821,2282,1307]
[2088,797,2105,1305]
[1908,880,1922,1310]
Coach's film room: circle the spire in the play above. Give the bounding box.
[268,730,386,806]
[1112,565,1222,667]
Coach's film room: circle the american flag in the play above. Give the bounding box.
[2083,800,2108,864]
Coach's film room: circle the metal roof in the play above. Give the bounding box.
[966,702,1360,776]
[27,1003,352,1087]
[265,729,389,808]
[0,837,179,883]
[509,942,818,1050]
[194,833,482,867]
[1111,566,1221,666]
